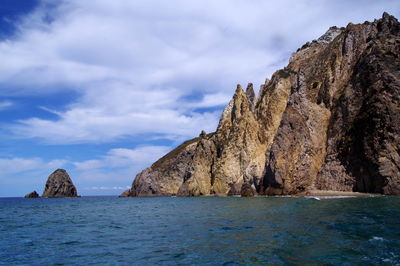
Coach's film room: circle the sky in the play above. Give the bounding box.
[0,0,398,197]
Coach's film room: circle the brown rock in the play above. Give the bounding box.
[24,191,39,198]
[264,12,400,195]
[125,13,400,196]
[240,183,255,197]
[42,169,78,198]
[129,137,202,196]
[119,189,131,197]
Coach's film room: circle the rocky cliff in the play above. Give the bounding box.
[123,13,400,197]
[42,169,78,198]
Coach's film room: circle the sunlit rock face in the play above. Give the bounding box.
[124,13,400,197]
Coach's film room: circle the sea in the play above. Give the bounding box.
[0,196,399,265]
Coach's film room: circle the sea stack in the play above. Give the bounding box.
[42,169,78,198]
[24,191,39,198]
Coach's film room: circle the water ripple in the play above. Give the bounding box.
[0,196,399,265]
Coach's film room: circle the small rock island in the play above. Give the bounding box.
[42,169,79,198]
[24,191,39,198]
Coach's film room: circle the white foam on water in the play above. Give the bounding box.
[304,196,321,200]
[305,195,358,200]
[370,236,385,241]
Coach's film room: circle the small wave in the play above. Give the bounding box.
[305,196,357,200]
[369,236,385,242]
[305,196,321,200]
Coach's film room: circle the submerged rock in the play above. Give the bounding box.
[125,13,400,197]
[42,169,78,198]
[24,191,39,198]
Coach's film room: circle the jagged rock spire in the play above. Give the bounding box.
[199,130,207,138]
[245,83,255,109]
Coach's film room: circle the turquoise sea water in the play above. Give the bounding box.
[0,196,399,265]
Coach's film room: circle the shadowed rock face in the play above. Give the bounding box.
[123,13,400,197]
[42,169,78,198]
[24,191,39,198]
[119,189,131,197]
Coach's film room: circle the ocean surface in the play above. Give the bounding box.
[1,196,399,265]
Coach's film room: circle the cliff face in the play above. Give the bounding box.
[124,13,400,197]
[42,169,78,198]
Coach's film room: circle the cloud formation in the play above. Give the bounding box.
[0,100,13,110]
[74,145,170,171]
[0,157,66,175]
[2,0,397,143]
[72,145,171,187]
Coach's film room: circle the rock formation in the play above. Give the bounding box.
[42,169,78,198]
[24,191,39,198]
[119,189,131,197]
[122,13,400,197]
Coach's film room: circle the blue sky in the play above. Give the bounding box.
[0,0,399,197]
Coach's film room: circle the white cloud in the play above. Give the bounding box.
[73,145,170,184]
[12,105,220,143]
[74,145,170,171]
[0,100,13,110]
[1,0,399,143]
[70,145,170,189]
[0,157,66,175]
[107,146,171,165]
[191,93,233,108]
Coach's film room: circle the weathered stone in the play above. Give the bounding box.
[240,183,255,197]
[42,169,78,198]
[128,137,203,196]
[119,189,131,197]
[264,12,400,195]
[24,191,39,198]
[125,13,400,196]
[245,83,256,110]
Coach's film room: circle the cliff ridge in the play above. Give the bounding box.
[122,13,400,197]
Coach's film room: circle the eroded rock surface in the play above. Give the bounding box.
[123,13,400,197]
[119,189,131,197]
[24,191,39,198]
[42,169,78,198]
